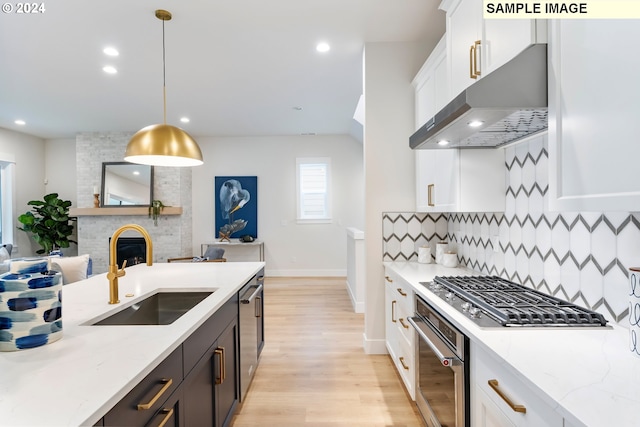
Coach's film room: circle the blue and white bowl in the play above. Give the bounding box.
[0,258,63,351]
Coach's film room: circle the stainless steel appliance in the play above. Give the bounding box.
[239,273,264,401]
[423,276,608,328]
[409,275,609,426]
[409,295,469,427]
[410,44,547,150]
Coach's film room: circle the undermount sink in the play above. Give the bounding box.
[87,291,214,326]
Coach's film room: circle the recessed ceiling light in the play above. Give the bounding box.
[438,140,450,146]
[102,66,117,74]
[133,171,140,176]
[468,120,484,127]
[103,47,119,56]
[180,117,190,123]
[14,119,25,125]
[316,42,330,53]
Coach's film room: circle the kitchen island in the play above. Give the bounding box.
[0,261,265,426]
[385,261,640,427]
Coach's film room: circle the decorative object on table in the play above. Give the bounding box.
[418,245,431,264]
[629,267,640,357]
[93,185,100,208]
[123,9,203,168]
[0,257,63,351]
[215,176,258,241]
[435,241,448,264]
[442,251,458,268]
[17,193,76,255]
[148,200,166,226]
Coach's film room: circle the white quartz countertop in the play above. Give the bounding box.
[384,261,640,427]
[0,261,265,426]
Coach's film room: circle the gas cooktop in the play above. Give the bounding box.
[421,276,608,328]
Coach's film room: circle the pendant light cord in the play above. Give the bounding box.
[162,17,167,124]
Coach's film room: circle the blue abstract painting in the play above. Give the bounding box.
[214,176,258,239]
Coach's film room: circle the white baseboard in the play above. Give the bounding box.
[265,269,347,277]
[346,280,364,313]
[362,332,388,355]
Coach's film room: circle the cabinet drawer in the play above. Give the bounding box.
[473,346,562,427]
[104,346,182,426]
[395,330,415,399]
[384,273,413,311]
[394,299,414,347]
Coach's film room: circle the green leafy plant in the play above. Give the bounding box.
[17,193,76,255]
[149,199,166,226]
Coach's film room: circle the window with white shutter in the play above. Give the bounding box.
[296,157,331,223]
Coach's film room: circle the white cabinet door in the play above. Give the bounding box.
[548,20,640,211]
[416,149,459,212]
[475,385,517,427]
[446,0,482,98]
[483,20,546,76]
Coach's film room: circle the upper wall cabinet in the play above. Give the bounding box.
[548,20,640,212]
[413,35,505,213]
[441,0,547,99]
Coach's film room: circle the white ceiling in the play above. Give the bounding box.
[0,0,445,140]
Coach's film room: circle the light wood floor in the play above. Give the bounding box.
[230,277,425,427]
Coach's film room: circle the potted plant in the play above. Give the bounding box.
[17,193,76,255]
[149,199,166,226]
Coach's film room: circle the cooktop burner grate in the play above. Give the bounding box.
[433,276,608,327]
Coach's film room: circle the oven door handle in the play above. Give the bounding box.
[408,316,459,367]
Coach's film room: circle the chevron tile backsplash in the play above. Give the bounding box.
[383,134,640,325]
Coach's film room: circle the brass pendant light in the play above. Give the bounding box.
[125,9,203,167]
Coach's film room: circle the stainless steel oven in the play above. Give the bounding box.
[409,295,469,427]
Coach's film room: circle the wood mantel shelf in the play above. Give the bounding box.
[69,207,183,216]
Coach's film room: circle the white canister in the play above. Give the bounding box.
[629,268,640,358]
[435,242,448,264]
[442,252,458,268]
[418,246,432,264]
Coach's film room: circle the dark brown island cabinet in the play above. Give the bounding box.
[93,268,265,427]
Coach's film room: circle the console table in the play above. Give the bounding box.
[201,240,264,262]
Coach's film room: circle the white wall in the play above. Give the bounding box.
[192,134,364,277]
[44,138,77,207]
[0,128,46,256]
[363,42,424,354]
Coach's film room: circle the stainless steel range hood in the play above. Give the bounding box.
[410,43,547,150]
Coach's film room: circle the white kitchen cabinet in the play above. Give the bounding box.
[548,20,640,211]
[384,268,415,400]
[472,344,562,427]
[441,0,545,99]
[416,148,505,213]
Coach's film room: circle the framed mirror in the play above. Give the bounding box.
[101,162,154,207]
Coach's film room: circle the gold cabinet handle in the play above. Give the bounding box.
[155,408,175,427]
[396,288,407,297]
[399,356,409,370]
[399,318,409,329]
[488,379,527,414]
[215,347,226,384]
[474,40,482,77]
[469,44,476,79]
[255,296,262,318]
[385,275,393,283]
[137,378,173,410]
[391,300,397,323]
[427,184,435,207]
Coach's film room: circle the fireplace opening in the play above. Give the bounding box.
[109,237,147,268]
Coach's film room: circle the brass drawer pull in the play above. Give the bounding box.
[156,408,174,427]
[469,44,475,79]
[488,379,527,414]
[215,347,226,384]
[474,40,482,77]
[391,300,397,323]
[399,318,409,329]
[137,378,173,410]
[396,288,407,297]
[385,275,393,283]
[427,184,435,206]
[399,356,409,370]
